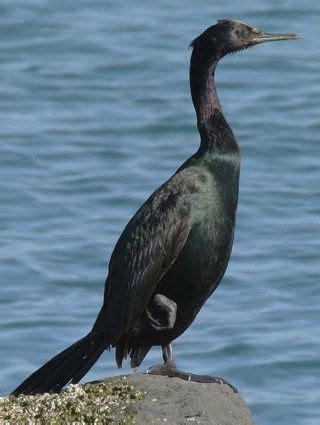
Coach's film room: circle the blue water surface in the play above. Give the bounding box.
[0,1,319,424]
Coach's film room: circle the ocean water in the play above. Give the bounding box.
[0,1,319,423]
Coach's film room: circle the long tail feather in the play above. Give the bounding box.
[11,331,105,396]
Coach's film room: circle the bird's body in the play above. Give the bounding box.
[11,19,298,396]
[110,139,240,358]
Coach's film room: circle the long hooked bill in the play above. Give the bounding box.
[252,32,300,44]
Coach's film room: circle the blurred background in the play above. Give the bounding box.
[0,1,319,423]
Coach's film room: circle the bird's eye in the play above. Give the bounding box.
[241,30,250,39]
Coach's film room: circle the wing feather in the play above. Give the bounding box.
[104,179,191,346]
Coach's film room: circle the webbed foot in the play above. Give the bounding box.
[147,343,237,393]
[147,364,237,392]
[147,362,191,381]
[186,372,238,392]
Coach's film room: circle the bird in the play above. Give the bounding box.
[11,19,299,396]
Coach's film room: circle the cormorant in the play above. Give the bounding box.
[11,19,299,396]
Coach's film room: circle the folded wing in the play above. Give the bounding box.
[104,180,191,353]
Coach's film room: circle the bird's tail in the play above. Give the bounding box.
[11,330,105,396]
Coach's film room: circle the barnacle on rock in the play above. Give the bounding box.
[0,378,144,424]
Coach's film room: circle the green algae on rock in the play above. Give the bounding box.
[0,377,144,424]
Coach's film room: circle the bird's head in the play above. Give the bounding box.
[190,19,300,58]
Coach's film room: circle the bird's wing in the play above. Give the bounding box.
[104,178,191,347]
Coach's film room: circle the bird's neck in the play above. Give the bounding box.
[190,49,238,155]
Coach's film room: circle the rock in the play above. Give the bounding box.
[1,374,254,424]
[106,373,255,424]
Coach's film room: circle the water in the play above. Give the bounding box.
[0,1,319,423]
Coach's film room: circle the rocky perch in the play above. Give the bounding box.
[1,374,254,424]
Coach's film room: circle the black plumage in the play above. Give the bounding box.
[11,19,299,396]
